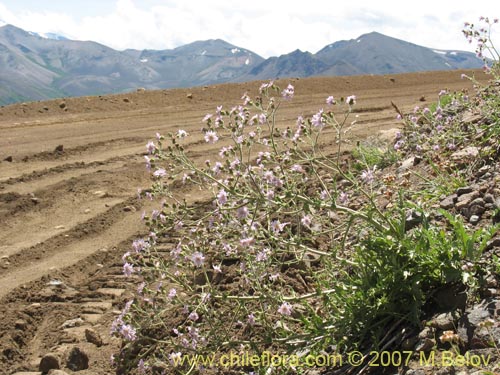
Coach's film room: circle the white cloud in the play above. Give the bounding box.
[1,0,500,57]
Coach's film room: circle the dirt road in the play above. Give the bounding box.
[0,70,486,374]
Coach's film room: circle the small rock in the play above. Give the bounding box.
[406,370,426,375]
[67,347,89,371]
[31,197,40,204]
[39,353,60,372]
[455,191,480,210]
[59,102,66,109]
[84,209,91,214]
[451,146,479,163]
[85,328,103,347]
[467,304,491,326]
[123,205,136,212]
[48,370,71,375]
[418,326,433,339]
[469,215,480,225]
[61,317,84,329]
[456,186,473,196]
[462,111,482,124]
[405,209,423,230]
[186,93,193,99]
[54,145,64,153]
[54,225,65,230]
[484,194,495,204]
[15,319,28,330]
[123,98,130,103]
[415,338,435,352]
[430,312,456,330]
[435,368,454,375]
[398,157,416,173]
[440,195,457,210]
[3,155,13,162]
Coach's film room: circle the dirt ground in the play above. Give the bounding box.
[0,70,488,374]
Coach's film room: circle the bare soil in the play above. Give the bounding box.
[0,70,488,374]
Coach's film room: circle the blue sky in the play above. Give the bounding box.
[1,0,499,58]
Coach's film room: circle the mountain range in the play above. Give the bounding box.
[0,24,483,105]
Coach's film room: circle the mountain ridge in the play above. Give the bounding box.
[0,24,484,105]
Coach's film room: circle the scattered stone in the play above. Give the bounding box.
[59,102,66,109]
[54,145,64,153]
[406,370,425,375]
[85,328,103,347]
[456,186,473,196]
[123,205,136,212]
[467,304,491,326]
[61,317,84,329]
[469,215,480,225]
[405,209,423,231]
[137,87,146,92]
[123,98,130,103]
[15,319,28,330]
[484,193,495,204]
[415,337,435,352]
[66,347,89,371]
[31,197,40,204]
[397,157,416,172]
[462,111,482,124]
[435,368,454,375]
[429,312,456,330]
[440,194,456,210]
[451,146,479,163]
[48,370,70,375]
[39,353,60,372]
[378,128,401,144]
[3,155,13,162]
[54,225,65,230]
[455,191,480,210]
[84,208,91,214]
[93,190,108,198]
[186,93,193,99]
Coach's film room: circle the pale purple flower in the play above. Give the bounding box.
[311,109,325,128]
[202,114,212,122]
[190,252,205,267]
[394,140,405,150]
[415,144,423,152]
[153,168,167,178]
[447,142,457,150]
[137,359,148,373]
[301,215,312,227]
[212,161,223,175]
[346,95,356,105]
[217,189,228,205]
[271,220,288,233]
[132,239,148,252]
[146,141,156,154]
[338,192,349,204]
[237,206,249,219]
[144,155,151,171]
[326,95,335,105]
[120,324,137,341]
[281,84,294,100]
[213,264,222,273]
[290,164,304,173]
[277,302,293,316]
[438,89,448,97]
[265,189,275,200]
[204,130,219,144]
[169,352,182,366]
[320,190,328,200]
[168,288,177,300]
[240,237,255,247]
[248,313,256,326]
[256,248,270,262]
[258,113,267,124]
[137,282,145,295]
[177,129,188,138]
[123,262,134,277]
[155,132,161,140]
[361,167,376,184]
[433,144,440,151]
[188,311,199,321]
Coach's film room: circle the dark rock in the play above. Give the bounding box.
[429,312,456,330]
[39,353,60,372]
[186,93,193,99]
[54,145,64,153]
[405,209,423,231]
[67,347,89,371]
[59,102,66,109]
[456,186,474,196]
[3,155,13,162]
[467,304,491,326]
[484,194,495,204]
[15,319,27,330]
[456,191,480,210]
[123,98,130,103]
[415,337,435,352]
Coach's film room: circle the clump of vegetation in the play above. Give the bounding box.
[112,18,500,375]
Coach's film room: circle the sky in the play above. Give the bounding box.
[0,0,500,58]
